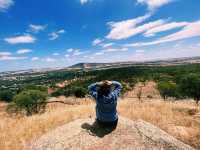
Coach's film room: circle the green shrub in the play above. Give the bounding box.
[157,81,178,100]
[51,88,65,97]
[18,84,47,93]
[7,90,47,116]
[179,74,200,104]
[73,87,87,98]
[0,90,15,102]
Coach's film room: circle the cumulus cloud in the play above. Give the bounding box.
[4,35,36,44]
[137,0,173,10]
[49,29,65,40]
[0,0,14,12]
[144,21,189,37]
[106,13,153,40]
[28,24,47,33]
[92,38,103,46]
[17,49,32,54]
[126,20,200,47]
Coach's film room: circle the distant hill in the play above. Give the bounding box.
[2,56,200,75]
[68,56,200,70]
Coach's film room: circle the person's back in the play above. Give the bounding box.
[88,80,122,127]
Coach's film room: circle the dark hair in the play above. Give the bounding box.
[98,85,111,96]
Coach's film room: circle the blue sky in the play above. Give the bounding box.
[0,0,200,71]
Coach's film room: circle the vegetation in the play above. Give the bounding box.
[157,81,179,100]
[7,90,48,116]
[179,74,200,104]
[1,63,200,112]
[0,90,15,102]
[73,87,87,98]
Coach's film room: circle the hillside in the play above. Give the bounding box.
[0,82,200,149]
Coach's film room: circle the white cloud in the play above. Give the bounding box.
[104,47,128,52]
[136,49,145,53]
[45,58,56,62]
[4,35,36,44]
[92,38,103,46]
[49,29,65,40]
[126,20,200,47]
[137,0,173,10]
[31,57,39,61]
[65,54,69,58]
[0,0,14,12]
[53,53,59,56]
[0,51,11,56]
[67,48,74,52]
[144,21,189,37]
[66,48,85,56]
[28,24,46,33]
[95,52,104,56]
[0,51,28,60]
[106,13,153,40]
[101,43,114,48]
[17,49,32,54]
[57,29,65,34]
[80,0,90,5]
[0,56,27,60]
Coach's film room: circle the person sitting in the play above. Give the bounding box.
[88,80,122,129]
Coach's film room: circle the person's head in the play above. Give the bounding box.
[98,80,112,96]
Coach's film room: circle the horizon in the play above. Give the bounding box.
[1,0,200,72]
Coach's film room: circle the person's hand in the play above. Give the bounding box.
[97,81,104,86]
[104,80,112,85]
[97,80,112,86]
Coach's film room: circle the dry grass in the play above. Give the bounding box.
[119,98,200,149]
[0,98,95,150]
[0,97,200,150]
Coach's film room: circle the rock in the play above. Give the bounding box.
[25,117,194,150]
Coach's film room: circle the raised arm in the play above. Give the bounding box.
[88,83,98,99]
[112,81,122,97]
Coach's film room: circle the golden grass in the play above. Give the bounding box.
[0,97,200,150]
[118,98,200,149]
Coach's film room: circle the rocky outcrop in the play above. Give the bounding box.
[26,117,194,150]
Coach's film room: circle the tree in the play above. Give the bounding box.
[137,87,142,102]
[73,87,87,98]
[157,81,178,100]
[0,90,14,102]
[7,90,47,116]
[179,74,200,104]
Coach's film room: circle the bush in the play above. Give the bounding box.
[0,90,15,102]
[157,81,178,100]
[7,90,48,116]
[51,88,65,97]
[179,74,200,104]
[121,82,132,95]
[73,87,87,98]
[18,84,47,93]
